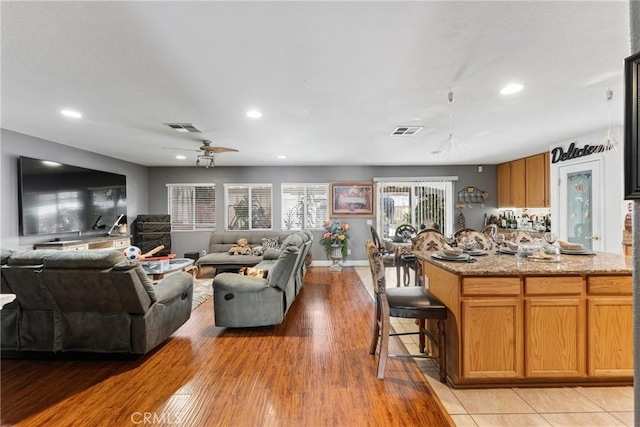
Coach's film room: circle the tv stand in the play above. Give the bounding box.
[34,236,130,251]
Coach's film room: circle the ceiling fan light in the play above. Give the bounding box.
[500,83,524,95]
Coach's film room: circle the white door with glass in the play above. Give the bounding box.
[558,159,601,251]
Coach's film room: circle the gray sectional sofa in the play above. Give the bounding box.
[1,249,193,355]
[196,231,293,274]
[212,230,313,327]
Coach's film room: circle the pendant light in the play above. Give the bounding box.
[431,89,467,157]
[602,87,619,152]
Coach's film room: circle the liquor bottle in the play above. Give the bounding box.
[625,204,632,231]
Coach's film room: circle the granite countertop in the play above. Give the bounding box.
[414,250,632,276]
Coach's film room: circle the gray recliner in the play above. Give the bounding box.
[212,245,300,327]
[1,249,193,355]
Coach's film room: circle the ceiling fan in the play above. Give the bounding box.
[164,140,239,168]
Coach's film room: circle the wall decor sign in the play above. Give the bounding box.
[550,141,612,164]
[624,50,640,199]
[329,181,375,217]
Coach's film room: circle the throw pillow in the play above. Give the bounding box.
[238,267,268,278]
[261,237,279,249]
[252,246,265,256]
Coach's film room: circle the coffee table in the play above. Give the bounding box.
[147,258,196,281]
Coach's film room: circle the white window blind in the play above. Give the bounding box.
[225,184,273,230]
[167,184,216,231]
[375,177,456,237]
[281,184,329,230]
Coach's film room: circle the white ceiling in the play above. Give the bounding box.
[1,1,632,167]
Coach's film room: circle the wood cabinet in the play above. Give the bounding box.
[34,237,130,251]
[497,158,526,207]
[497,162,512,207]
[544,151,551,206]
[461,277,523,379]
[497,152,550,208]
[525,153,548,207]
[587,276,633,377]
[462,299,523,378]
[420,255,633,387]
[524,276,585,378]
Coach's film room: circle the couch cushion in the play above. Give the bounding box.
[45,250,125,269]
[261,236,280,249]
[197,252,262,267]
[208,231,291,254]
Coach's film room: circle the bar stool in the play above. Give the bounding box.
[366,240,447,382]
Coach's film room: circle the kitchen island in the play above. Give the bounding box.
[414,250,633,388]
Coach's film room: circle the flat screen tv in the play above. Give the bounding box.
[624,50,640,199]
[18,156,127,236]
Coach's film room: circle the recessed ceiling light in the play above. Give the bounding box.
[500,83,524,95]
[60,109,82,118]
[41,160,62,167]
[246,110,263,118]
[278,155,287,159]
[176,155,186,160]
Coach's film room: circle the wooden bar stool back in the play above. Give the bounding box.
[365,240,447,382]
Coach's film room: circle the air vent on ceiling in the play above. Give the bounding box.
[391,126,423,136]
[164,123,203,133]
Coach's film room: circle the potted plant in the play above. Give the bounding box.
[321,220,349,260]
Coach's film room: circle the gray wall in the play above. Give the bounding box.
[148,165,498,263]
[630,1,639,424]
[0,129,149,250]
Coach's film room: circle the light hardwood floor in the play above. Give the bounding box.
[1,267,453,427]
[355,266,636,427]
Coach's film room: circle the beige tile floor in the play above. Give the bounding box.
[354,266,635,427]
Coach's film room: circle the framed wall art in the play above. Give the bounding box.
[624,50,640,199]
[329,181,375,217]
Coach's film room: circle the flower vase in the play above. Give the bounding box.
[329,243,343,272]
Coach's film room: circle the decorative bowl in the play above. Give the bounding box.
[558,240,583,250]
[506,241,520,251]
[442,248,464,257]
[517,242,561,262]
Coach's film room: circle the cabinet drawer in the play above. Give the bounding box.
[462,277,520,296]
[525,276,583,295]
[113,238,131,248]
[588,276,632,295]
[66,243,89,251]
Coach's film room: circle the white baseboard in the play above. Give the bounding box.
[310,260,368,267]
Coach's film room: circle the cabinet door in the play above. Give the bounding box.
[525,154,546,207]
[544,151,551,207]
[462,299,523,378]
[510,158,526,207]
[588,297,633,377]
[525,298,585,378]
[497,162,512,208]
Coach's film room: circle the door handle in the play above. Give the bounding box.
[587,235,600,241]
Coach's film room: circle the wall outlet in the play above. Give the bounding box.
[201,250,207,256]
[347,249,352,255]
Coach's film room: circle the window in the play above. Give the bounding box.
[225,184,272,230]
[167,184,216,231]
[281,184,329,230]
[375,177,457,237]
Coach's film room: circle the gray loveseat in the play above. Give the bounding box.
[212,230,313,327]
[196,231,293,274]
[1,249,193,355]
